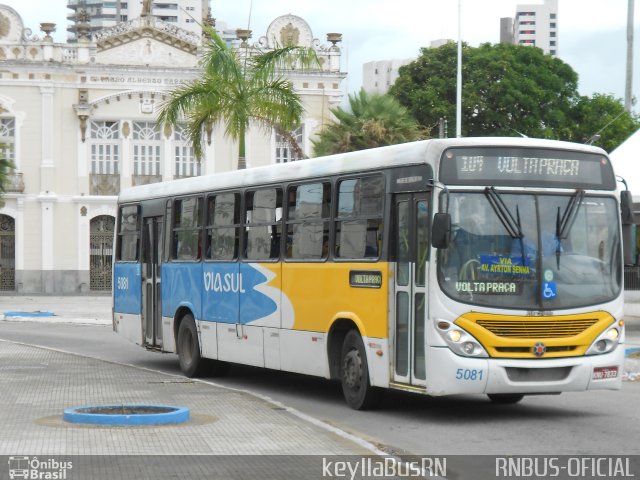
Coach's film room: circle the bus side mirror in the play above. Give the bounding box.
[621,190,635,225]
[431,213,451,249]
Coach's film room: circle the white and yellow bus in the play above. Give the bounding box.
[113,137,628,409]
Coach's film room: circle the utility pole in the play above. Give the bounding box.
[625,0,634,112]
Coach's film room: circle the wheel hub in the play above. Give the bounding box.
[343,349,362,389]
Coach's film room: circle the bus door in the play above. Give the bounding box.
[393,193,429,385]
[141,216,164,349]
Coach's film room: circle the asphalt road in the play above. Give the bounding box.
[0,320,638,456]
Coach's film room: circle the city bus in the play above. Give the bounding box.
[113,137,629,409]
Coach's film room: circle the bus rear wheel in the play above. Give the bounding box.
[177,314,206,377]
[340,330,382,410]
[487,393,525,404]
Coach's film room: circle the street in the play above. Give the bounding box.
[0,320,638,456]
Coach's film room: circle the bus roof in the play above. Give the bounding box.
[117,137,608,204]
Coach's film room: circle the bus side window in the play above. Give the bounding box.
[117,205,140,261]
[172,196,203,261]
[286,182,331,260]
[206,193,240,261]
[335,176,384,259]
[245,187,282,261]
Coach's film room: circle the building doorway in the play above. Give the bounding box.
[90,215,115,291]
[0,214,15,291]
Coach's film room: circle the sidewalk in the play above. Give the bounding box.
[0,295,112,325]
[0,295,382,471]
[0,340,374,457]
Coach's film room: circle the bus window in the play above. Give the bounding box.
[172,196,203,261]
[286,182,331,260]
[245,187,282,261]
[117,205,140,261]
[335,176,384,259]
[205,192,240,261]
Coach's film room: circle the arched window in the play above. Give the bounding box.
[275,125,304,163]
[0,117,15,164]
[90,120,120,174]
[132,121,162,176]
[173,124,202,178]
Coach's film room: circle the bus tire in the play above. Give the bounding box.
[340,330,382,410]
[487,393,525,404]
[177,314,206,378]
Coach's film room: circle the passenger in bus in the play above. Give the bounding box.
[511,230,562,259]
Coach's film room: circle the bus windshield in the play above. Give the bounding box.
[437,191,622,310]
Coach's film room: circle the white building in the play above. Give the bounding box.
[0,4,345,293]
[501,0,558,56]
[362,40,452,95]
[362,59,413,94]
[66,0,209,40]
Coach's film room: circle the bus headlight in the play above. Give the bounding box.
[586,326,620,356]
[447,330,462,342]
[436,320,488,358]
[463,342,475,355]
[606,328,619,341]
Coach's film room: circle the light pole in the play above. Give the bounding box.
[625,0,634,112]
[456,0,462,137]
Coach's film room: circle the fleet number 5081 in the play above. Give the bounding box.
[117,277,129,290]
[456,368,483,380]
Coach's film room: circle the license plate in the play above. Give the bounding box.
[592,366,618,380]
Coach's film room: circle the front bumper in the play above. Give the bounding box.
[425,343,624,396]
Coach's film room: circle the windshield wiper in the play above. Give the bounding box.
[555,189,585,268]
[485,187,523,238]
[485,187,526,263]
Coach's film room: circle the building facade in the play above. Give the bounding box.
[0,4,345,293]
[501,0,558,56]
[362,59,413,95]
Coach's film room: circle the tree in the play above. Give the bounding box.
[312,89,429,156]
[0,144,12,207]
[568,93,640,152]
[391,42,581,139]
[158,27,320,169]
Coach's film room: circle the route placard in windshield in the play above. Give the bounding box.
[440,147,616,190]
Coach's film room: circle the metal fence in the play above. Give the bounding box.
[624,266,640,290]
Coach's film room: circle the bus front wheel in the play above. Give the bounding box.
[177,314,206,377]
[340,330,382,410]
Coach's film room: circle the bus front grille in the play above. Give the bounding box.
[476,319,598,338]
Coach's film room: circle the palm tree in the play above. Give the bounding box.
[312,89,429,156]
[158,27,320,169]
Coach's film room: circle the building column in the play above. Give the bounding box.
[40,85,55,193]
[39,86,56,292]
[39,195,56,293]
[204,137,215,174]
[120,120,132,190]
[163,125,173,180]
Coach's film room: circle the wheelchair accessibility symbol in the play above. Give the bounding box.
[542,281,557,299]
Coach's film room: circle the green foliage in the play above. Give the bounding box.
[312,89,429,156]
[0,143,14,207]
[567,93,640,152]
[158,26,320,169]
[389,42,640,150]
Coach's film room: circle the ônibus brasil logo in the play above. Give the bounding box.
[8,456,73,479]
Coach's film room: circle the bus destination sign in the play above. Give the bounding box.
[440,147,616,190]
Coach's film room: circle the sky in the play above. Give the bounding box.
[2,0,640,108]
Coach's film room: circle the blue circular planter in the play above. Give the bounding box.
[63,405,190,426]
